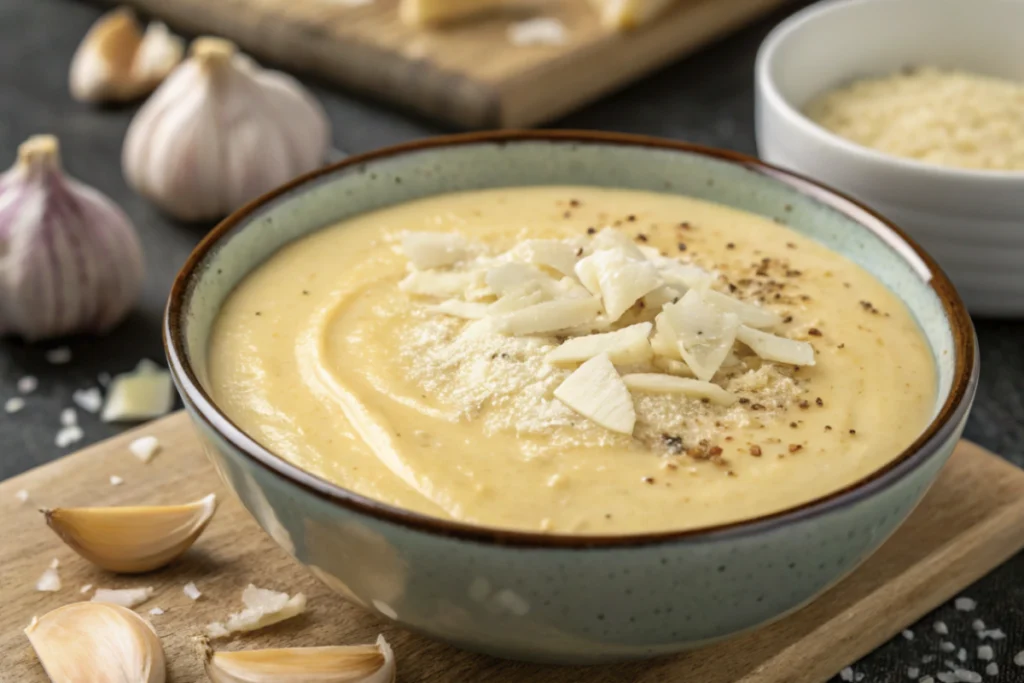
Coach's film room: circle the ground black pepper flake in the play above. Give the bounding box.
[302,290,310,295]
[789,422,798,428]
[642,476,655,484]
[587,227,596,235]
[783,315,793,323]
[569,199,580,207]
[825,425,833,431]
[750,445,762,457]
[627,214,636,222]
[574,247,584,257]
[677,242,687,251]
[727,470,737,477]
[808,328,822,337]
[849,429,857,435]
[784,204,793,212]
[786,269,803,277]
[728,283,737,293]
[739,397,750,404]
[563,211,571,218]
[662,434,684,454]
[816,397,824,407]
[500,352,510,360]
[726,242,735,249]
[709,446,723,457]
[799,400,810,409]
[838,343,846,349]
[254,311,262,316]
[789,444,803,453]
[786,242,796,249]
[678,221,691,230]
[636,233,648,242]
[751,403,765,411]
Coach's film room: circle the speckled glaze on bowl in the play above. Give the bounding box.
[165,131,977,664]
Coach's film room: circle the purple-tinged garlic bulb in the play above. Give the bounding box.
[0,135,143,341]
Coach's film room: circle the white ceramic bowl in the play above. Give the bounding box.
[754,0,1024,316]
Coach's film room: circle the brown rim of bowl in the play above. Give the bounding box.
[165,130,978,549]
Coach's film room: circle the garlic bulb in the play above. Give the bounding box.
[123,37,331,222]
[0,135,144,341]
[25,602,166,683]
[69,7,184,103]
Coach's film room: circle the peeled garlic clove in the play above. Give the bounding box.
[203,634,395,683]
[123,37,330,222]
[0,135,144,341]
[44,494,217,573]
[25,602,166,683]
[69,7,183,103]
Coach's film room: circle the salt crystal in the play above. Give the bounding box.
[839,668,854,682]
[92,587,153,608]
[17,375,38,393]
[908,667,920,679]
[15,489,29,503]
[72,387,103,413]
[148,607,165,616]
[979,629,1006,641]
[977,645,993,661]
[46,347,71,364]
[923,655,937,663]
[60,408,77,426]
[958,648,967,662]
[903,629,915,640]
[1014,650,1024,666]
[184,582,202,600]
[854,674,865,682]
[985,662,998,676]
[507,17,567,47]
[934,621,949,635]
[55,425,84,448]
[5,397,25,413]
[129,436,161,463]
[946,660,959,670]
[35,566,61,592]
[80,584,93,594]
[954,670,982,683]
[941,641,957,652]
[972,619,985,631]
[954,597,977,611]
[936,674,957,683]
[109,475,124,486]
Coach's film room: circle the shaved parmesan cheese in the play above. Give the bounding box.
[428,300,490,319]
[35,567,61,592]
[486,263,552,296]
[509,239,581,277]
[488,286,549,314]
[91,586,154,608]
[183,582,202,600]
[653,356,695,377]
[205,584,307,639]
[651,315,683,360]
[101,362,174,423]
[737,325,816,366]
[545,322,653,366]
[574,248,662,321]
[622,374,738,406]
[129,436,161,463]
[662,290,739,382]
[399,270,485,299]
[401,231,468,269]
[109,475,124,486]
[496,298,602,336]
[637,245,662,260]
[554,353,635,434]
[703,289,781,329]
[642,284,685,311]
[148,607,165,616]
[591,227,645,260]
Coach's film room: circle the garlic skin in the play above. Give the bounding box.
[43,494,217,573]
[0,135,144,341]
[123,37,331,222]
[203,634,396,683]
[69,7,184,103]
[25,602,166,683]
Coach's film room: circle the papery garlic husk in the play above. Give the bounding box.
[123,37,331,222]
[0,135,144,341]
[43,494,217,573]
[25,602,166,683]
[202,634,396,683]
[69,7,184,103]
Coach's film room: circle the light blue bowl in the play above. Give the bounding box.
[165,131,977,664]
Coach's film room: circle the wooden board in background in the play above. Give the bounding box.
[3,413,1024,682]
[95,0,791,129]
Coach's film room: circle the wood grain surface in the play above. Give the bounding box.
[95,0,791,129]
[3,412,1024,682]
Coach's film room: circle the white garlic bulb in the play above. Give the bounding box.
[0,135,144,341]
[123,37,331,222]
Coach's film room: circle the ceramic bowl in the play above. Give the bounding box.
[165,131,977,664]
[755,0,1024,316]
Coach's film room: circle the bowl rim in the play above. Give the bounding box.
[755,0,1024,184]
[164,129,978,549]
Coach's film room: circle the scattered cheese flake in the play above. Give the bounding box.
[979,629,1005,640]
[91,586,154,608]
[5,397,25,413]
[902,629,915,640]
[953,670,981,683]
[553,353,635,434]
[591,227,645,260]
[45,347,72,364]
[574,248,661,321]
[954,597,977,611]
[17,375,37,393]
[972,619,986,631]
[920,677,935,683]
[60,408,77,426]
[703,289,782,329]
[55,425,84,448]
[401,231,469,269]
[35,567,61,592]
[486,263,552,296]
[129,436,161,463]
[399,270,486,299]
[935,621,949,635]
[985,663,998,676]
[109,475,124,486]
[977,645,993,661]
[652,356,696,377]
[508,17,567,46]
[662,291,739,381]
[15,489,29,503]
[940,641,956,652]
[428,300,490,320]
[205,584,307,638]
[622,373,738,406]
[545,322,653,366]
[737,325,816,366]
[1013,650,1024,666]
[839,668,854,682]
[183,582,202,600]
[936,675,956,683]
[508,239,580,277]
[496,297,603,336]
[72,387,103,413]
[101,364,174,422]
[148,607,165,616]
[80,584,93,594]
[958,648,967,662]
[908,667,920,679]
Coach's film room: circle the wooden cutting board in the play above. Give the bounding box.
[3,412,1024,682]
[94,0,791,129]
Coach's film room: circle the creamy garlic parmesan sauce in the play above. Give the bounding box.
[206,187,936,534]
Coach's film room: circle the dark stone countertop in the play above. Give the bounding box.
[0,0,1022,680]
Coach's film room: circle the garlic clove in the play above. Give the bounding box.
[206,584,307,639]
[43,494,217,573]
[123,37,330,222]
[69,7,183,103]
[101,361,175,422]
[400,0,509,26]
[25,602,166,683]
[0,135,144,341]
[202,634,395,683]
